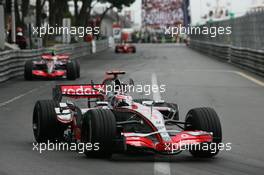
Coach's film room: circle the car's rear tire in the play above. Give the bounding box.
[185,107,222,158]
[24,60,33,80]
[66,62,77,80]
[81,109,116,158]
[33,100,66,142]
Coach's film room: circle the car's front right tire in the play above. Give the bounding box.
[132,47,136,53]
[24,60,33,80]
[33,100,66,142]
[66,62,77,80]
[73,60,80,78]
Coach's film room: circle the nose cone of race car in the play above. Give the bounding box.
[47,61,55,74]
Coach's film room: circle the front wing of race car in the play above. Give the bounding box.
[124,130,213,154]
[32,70,66,78]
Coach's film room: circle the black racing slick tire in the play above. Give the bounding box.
[24,60,33,80]
[33,100,66,142]
[66,62,77,80]
[185,107,222,158]
[81,109,116,158]
[132,47,136,53]
[73,59,80,78]
[115,47,119,53]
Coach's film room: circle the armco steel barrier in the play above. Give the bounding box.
[0,40,108,83]
[189,40,230,61]
[230,46,264,77]
[190,40,264,77]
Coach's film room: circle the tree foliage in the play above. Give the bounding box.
[5,0,30,28]
[106,0,135,10]
[5,0,135,28]
[97,0,135,26]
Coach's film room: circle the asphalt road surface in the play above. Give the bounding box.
[0,44,264,175]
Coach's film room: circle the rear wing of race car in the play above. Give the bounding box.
[53,84,105,101]
[42,54,70,60]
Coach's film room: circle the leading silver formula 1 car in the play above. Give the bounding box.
[33,71,222,158]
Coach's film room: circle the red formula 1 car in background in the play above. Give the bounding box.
[24,51,80,80]
[115,43,136,53]
[32,71,222,158]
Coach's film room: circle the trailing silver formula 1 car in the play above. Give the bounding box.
[24,51,80,80]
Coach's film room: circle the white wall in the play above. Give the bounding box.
[100,17,113,37]
[190,0,253,25]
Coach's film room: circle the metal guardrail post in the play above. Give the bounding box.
[0,3,4,50]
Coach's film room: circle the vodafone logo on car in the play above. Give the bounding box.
[61,85,104,95]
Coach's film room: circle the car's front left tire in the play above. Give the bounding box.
[81,109,116,158]
[185,107,222,158]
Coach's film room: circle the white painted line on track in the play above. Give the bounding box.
[234,71,264,87]
[0,88,38,107]
[185,69,264,87]
[152,73,171,175]
[0,84,49,107]
[152,73,162,101]
[154,162,171,175]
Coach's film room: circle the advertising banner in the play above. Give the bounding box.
[142,0,184,28]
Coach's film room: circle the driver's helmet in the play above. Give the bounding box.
[114,78,122,91]
[113,95,133,107]
[104,78,122,96]
[51,50,56,56]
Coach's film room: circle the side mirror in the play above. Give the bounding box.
[129,78,134,86]
[142,100,154,106]
[91,80,94,86]
[91,80,96,90]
